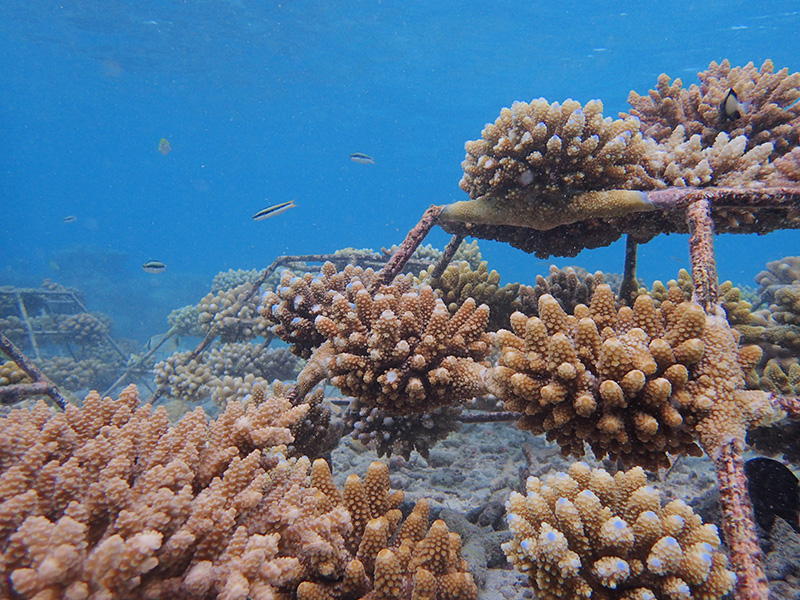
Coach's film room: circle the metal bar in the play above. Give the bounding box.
[429,234,465,280]
[14,291,41,361]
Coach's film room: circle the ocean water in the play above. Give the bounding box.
[1,0,799,338]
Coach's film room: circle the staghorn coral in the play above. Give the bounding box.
[261,263,378,358]
[419,260,521,331]
[503,462,736,600]
[313,278,492,416]
[153,351,216,403]
[445,98,662,232]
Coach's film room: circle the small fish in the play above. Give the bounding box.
[142,260,166,273]
[158,138,171,155]
[744,457,800,533]
[252,200,296,221]
[63,215,77,223]
[145,333,181,354]
[49,261,60,271]
[350,152,374,164]
[719,89,750,121]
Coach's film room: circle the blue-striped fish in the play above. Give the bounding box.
[252,200,296,221]
[350,152,374,164]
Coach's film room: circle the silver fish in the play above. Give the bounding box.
[350,152,374,164]
[252,200,296,221]
[142,260,166,273]
[63,215,77,223]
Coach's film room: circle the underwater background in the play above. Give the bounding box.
[2,0,799,342]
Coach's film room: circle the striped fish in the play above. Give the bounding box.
[252,200,296,221]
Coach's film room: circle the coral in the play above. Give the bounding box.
[489,285,714,468]
[57,312,111,344]
[167,305,203,337]
[345,403,462,460]
[446,98,662,232]
[519,265,606,317]
[0,360,31,387]
[197,283,271,343]
[755,256,800,302]
[211,268,262,295]
[261,263,378,358]
[0,385,477,600]
[153,351,216,403]
[313,278,492,415]
[0,384,335,599]
[300,460,478,600]
[503,463,736,600]
[626,59,800,161]
[419,260,521,331]
[205,342,300,382]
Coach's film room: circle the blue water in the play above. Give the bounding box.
[2,0,799,340]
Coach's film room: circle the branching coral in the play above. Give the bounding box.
[313,278,492,415]
[419,260,521,331]
[503,463,736,600]
[260,263,378,358]
[300,460,478,600]
[0,386,477,600]
[489,285,709,468]
[444,98,662,231]
[197,283,271,343]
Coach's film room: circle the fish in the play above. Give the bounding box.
[63,215,77,223]
[142,260,167,273]
[49,261,60,271]
[145,333,181,355]
[744,457,800,533]
[158,138,171,155]
[350,152,375,164]
[719,89,750,121]
[252,200,296,221]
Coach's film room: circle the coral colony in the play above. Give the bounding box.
[1,60,800,600]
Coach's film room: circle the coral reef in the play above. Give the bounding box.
[626,60,800,161]
[167,305,203,338]
[345,403,463,460]
[503,463,736,600]
[518,265,607,317]
[153,343,299,404]
[0,386,477,600]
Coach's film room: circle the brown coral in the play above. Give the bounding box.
[503,463,736,600]
[489,285,713,468]
[261,263,377,358]
[314,279,491,415]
